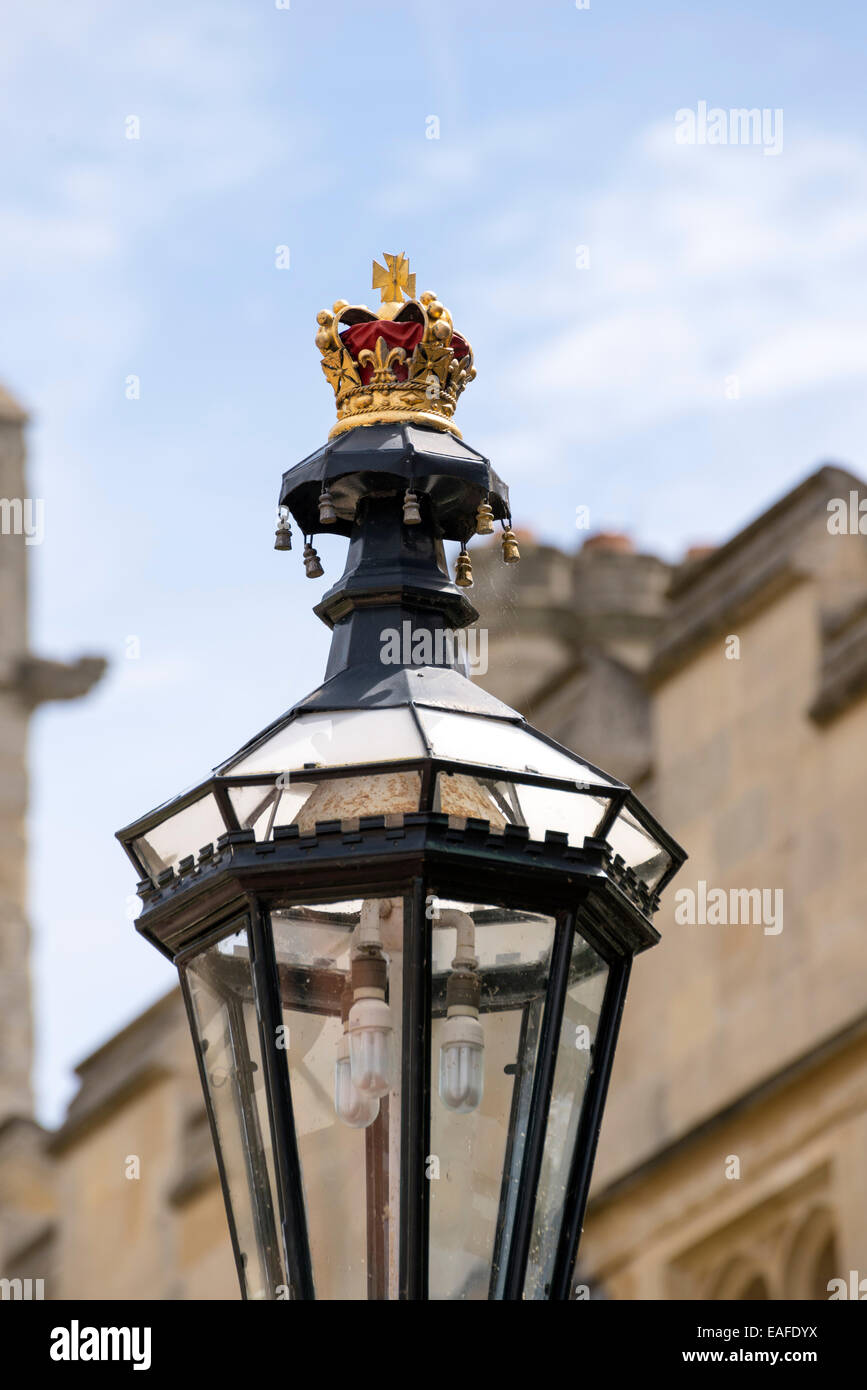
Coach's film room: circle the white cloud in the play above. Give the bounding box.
[457,120,867,471]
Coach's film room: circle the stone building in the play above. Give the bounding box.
[473,463,867,1301]
[0,385,104,1285]
[1,394,865,1299]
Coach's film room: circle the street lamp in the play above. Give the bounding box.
[116,254,685,1301]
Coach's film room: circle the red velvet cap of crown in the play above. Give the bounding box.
[342,321,471,384]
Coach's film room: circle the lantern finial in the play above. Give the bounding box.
[314,253,476,439]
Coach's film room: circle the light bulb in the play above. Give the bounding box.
[438,1012,485,1113]
[334,1033,380,1128]
[348,996,394,1098]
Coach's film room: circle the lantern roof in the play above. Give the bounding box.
[279,422,510,544]
[118,257,684,912]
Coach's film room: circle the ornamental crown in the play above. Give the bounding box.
[315,253,475,439]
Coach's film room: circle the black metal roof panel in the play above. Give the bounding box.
[279,424,510,541]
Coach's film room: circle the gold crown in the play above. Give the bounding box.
[315,253,476,439]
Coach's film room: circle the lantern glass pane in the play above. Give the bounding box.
[523,933,609,1300]
[434,772,612,842]
[416,709,618,786]
[268,897,407,1300]
[608,804,671,889]
[183,923,287,1300]
[220,708,425,776]
[134,792,225,883]
[428,902,557,1300]
[228,771,422,838]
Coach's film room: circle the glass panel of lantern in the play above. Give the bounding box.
[220,707,426,776]
[182,922,288,1300]
[265,894,610,1300]
[414,709,619,785]
[267,897,402,1299]
[606,801,673,889]
[133,792,226,882]
[428,902,557,1300]
[428,903,608,1301]
[522,938,609,1299]
[227,771,423,840]
[433,772,613,847]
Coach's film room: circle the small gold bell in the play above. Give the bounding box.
[303,541,324,579]
[274,508,292,551]
[318,488,337,524]
[475,498,494,535]
[403,488,422,525]
[455,547,473,587]
[501,526,520,565]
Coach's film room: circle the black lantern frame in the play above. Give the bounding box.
[120,761,680,1299]
[117,370,686,1300]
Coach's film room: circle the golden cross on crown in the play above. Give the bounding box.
[372,252,416,305]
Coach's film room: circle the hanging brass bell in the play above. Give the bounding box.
[303,541,324,579]
[274,509,292,551]
[455,548,473,587]
[403,488,422,525]
[475,499,494,535]
[318,488,337,524]
[501,527,520,564]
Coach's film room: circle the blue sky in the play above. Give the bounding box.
[2,0,865,1122]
